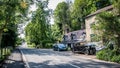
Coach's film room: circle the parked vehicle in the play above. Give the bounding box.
[72,43,96,55]
[53,44,68,51]
[88,42,106,52]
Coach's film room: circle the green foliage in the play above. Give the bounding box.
[53,0,112,32]
[54,2,71,34]
[25,1,52,48]
[0,0,30,47]
[1,23,17,48]
[0,0,31,59]
[97,49,120,63]
[111,55,120,63]
[94,11,120,48]
[16,37,24,45]
[113,0,120,14]
[94,1,120,63]
[28,43,36,48]
[97,49,112,61]
[51,24,62,42]
[0,0,30,30]
[71,0,96,30]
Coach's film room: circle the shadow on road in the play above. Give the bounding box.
[21,48,71,56]
[27,60,120,68]
[20,48,120,68]
[2,49,25,68]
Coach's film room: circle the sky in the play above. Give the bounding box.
[48,0,65,24]
[30,0,65,24]
[48,0,65,10]
[30,0,74,24]
[18,0,71,38]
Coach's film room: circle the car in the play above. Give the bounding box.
[72,43,96,55]
[53,44,68,51]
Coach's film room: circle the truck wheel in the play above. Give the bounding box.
[92,49,96,55]
[85,49,90,55]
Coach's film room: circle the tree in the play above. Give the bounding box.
[71,0,96,30]
[0,0,30,59]
[54,2,70,34]
[25,1,50,48]
[51,24,62,42]
[71,0,112,31]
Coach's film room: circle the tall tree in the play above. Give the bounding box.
[0,0,30,58]
[51,24,62,42]
[0,0,29,44]
[25,1,50,47]
[71,0,96,30]
[54,2,70,34]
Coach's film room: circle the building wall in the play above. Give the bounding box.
[85,16,96,42]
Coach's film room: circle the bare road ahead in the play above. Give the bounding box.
[20,48,120,68]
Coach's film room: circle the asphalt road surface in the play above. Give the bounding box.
[20,48,120,68]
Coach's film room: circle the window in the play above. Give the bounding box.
[63,35,68,41]
[71,33,76,40]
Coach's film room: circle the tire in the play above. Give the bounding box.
[85,49,90,55]
[92,48,96,55]
[58,48,60,51]
[89,48,96,55]
[72,48,75,53]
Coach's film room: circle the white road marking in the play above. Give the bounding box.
[68,63,81,68]
[19,48,30,68]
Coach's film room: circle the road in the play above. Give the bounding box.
[20,48,120,68]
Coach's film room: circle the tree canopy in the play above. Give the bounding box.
[0,0,30,59]
[25,1,51,47]
[54,2,70,34]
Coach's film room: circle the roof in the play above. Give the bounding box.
[85,5,113,19]
[65,29,85,38]
[62,29,86,44]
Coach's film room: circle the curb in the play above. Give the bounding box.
[18,48,30,68]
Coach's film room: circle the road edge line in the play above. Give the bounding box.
[19,48,30,68]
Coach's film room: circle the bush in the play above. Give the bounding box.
[111,55,120,63]
[96,48,120,63]
[28,43,36,48]
[97,49,112,61]
[16,37,24,45]
[45,43,53,48]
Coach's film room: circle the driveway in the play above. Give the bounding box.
[20,48,120,68]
